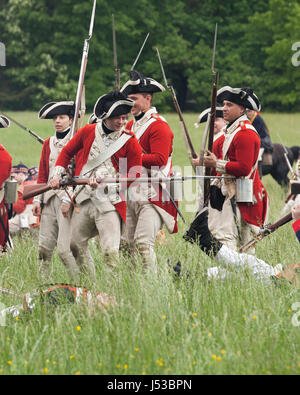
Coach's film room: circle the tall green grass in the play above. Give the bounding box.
[0,112,299,375]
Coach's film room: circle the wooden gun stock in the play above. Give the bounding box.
[23,183,50,200]
[239,211,293,253]
[22,178,91,201]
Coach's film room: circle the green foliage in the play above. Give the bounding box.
[0,0,299,112]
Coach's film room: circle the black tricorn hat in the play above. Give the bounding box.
[38,101,77,119]
[120,70,165,96]
[217,86,261,111]
[0,115,10,128]
[94,90,134,120]
[195,105,224,127]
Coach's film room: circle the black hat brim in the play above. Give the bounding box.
[0,115,10,128]
[217,86,261,111]
[38,101,77,119]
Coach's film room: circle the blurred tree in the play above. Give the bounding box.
[0,0,298,112]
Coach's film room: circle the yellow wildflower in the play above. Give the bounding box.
[76,326,81,331]
[212,355,217,360]
[43,368,48,373]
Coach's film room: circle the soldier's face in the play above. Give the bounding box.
[222,101,245,123]
[105,114,128,131]
[53,114,72,133]
[128,93,152,116]
[214,117,226,134]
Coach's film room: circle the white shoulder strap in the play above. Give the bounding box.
[135,117,157,140]
[82,132,133,176]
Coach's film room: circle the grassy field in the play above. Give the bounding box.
[0,111,299,376]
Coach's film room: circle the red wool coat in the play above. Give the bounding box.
[55,123,142,222]
[126,114,178,233]
[37,138,51,184]
[217,121,268,227]
[0,145,12,249]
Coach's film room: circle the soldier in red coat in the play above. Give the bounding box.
[32,101,80,281]
[50,91,142,278]
[9,163,39,233]
[0,116,12,254]
[203,86,269,252]
[120,70,178,270]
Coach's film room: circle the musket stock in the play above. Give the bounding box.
[239,211,293,253]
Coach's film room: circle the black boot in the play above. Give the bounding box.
[183,208,223,256]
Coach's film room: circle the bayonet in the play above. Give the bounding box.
[112,14,120,90]
[70,0,96,141]
[131,32,150,71]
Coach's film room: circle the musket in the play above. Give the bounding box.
[0,111,44,144]
[156,48,197,172]
[131,32,150,71]
[112,14,120,90]
[203,23,219,206]
[23,175,235,201]
[238,211,293,253]
[78,85,86,129]
[70,0,96,142]
[277,133,295,177]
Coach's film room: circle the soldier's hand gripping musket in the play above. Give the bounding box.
[156,47,197,173]
[0,111,44,144]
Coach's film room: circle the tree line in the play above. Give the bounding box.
[0,0,299,113]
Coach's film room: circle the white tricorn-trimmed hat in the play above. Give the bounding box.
[0,115,10,128]
[38,101,76,119]
[217,86,261,111]
[195,106,224,128]
[94,90,134,120]
[88,113,98,124]
[121,70,165,96]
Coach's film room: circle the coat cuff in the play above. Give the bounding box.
[52,166,66,178]
[216,160,228,174]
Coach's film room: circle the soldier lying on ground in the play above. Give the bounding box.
[182,206,300,287]
[0,283,117,321]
